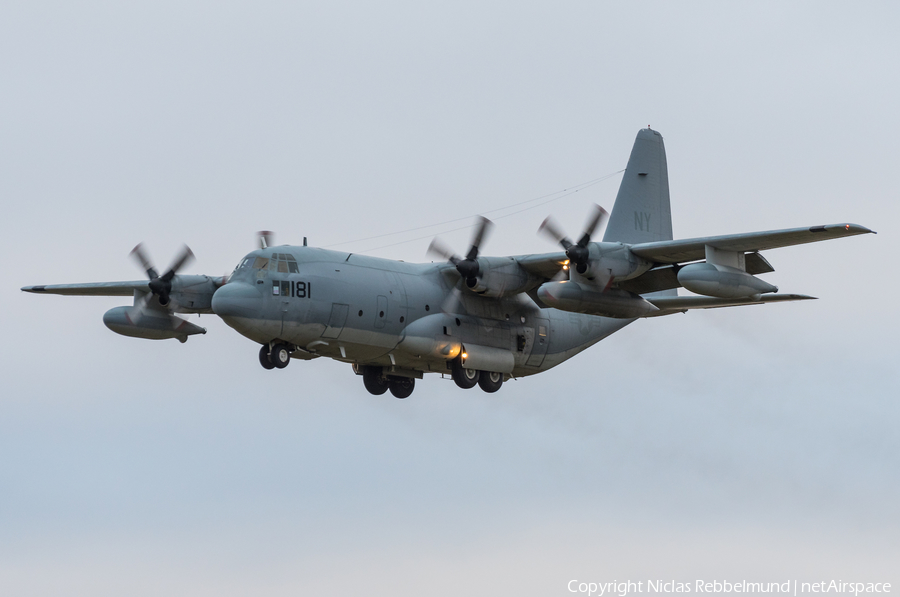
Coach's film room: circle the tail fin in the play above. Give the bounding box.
[602,128,673,244]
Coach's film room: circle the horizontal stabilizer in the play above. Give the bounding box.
[644,293,816,317]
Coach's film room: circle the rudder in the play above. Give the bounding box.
[602,128,673,244]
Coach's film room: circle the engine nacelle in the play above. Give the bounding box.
[103,306,207,342]
[569,243,653,284]
[676,263,777,299]
[537,281,659,318]
[465,257,538,297]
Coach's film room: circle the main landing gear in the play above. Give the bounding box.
[451,357,504,393]
[360,365,416,399]
[259,343,292,370]
[358,359,504,397]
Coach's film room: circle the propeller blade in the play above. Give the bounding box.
[129,243,195,308]
[258,231,274,249]
[428,216,492,285]
[441,283,466,315]
[538,216,574,250]
[577,204,609,247]
[160,245,194,282]
[126,293,153,326]
[130,243,158,280]
[427,238,461,265]
[465,216,493,260]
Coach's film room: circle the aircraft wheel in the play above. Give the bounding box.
[451,358,480,389]
[271,343,291,369]
[362,366,389,395]
[388,376,415,399]
[478,371,503,393]
[259,344,275,370]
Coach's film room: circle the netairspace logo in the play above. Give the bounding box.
[566,581,892,597]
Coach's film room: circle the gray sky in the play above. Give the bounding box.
[2,2,898,595]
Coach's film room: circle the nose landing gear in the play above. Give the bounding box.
[259,342,293,370]
[259,344,275,369]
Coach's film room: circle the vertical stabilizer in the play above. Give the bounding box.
[603,129,673,245]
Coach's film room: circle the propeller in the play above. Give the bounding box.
[427,216,494,286]
[538,204,608,273]
[258,230,275,249]
[130,243,195,307]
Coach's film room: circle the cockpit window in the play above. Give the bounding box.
[253,257,269,269]
[277,261,288,273]
[232,257,252,273]
[283,254,299,273]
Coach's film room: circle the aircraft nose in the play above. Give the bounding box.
[212,282,263,319]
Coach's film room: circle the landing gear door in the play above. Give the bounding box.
[525,316,550,367]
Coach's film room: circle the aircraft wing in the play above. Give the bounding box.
[629,223,874,264]
[644,293,816,317]
[515,251,568,279]
[21,281,149,296]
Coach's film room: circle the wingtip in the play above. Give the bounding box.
[844,224,876,234]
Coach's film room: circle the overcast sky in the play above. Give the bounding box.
[1,2,898,596]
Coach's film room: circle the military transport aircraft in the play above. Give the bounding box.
[22,129,873,398]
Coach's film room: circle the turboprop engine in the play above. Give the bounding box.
[428,216,539,298]
[461,256,538,297]
[102,243,213,342]
[534,204,656,318]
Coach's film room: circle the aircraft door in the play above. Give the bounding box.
[374,295,388,329]
[322,303,349,339]
[525,316,550,367]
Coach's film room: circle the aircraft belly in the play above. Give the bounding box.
[220,315,284,345]
[512,311,634,376]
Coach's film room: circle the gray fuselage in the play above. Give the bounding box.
[212,246,632,378]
